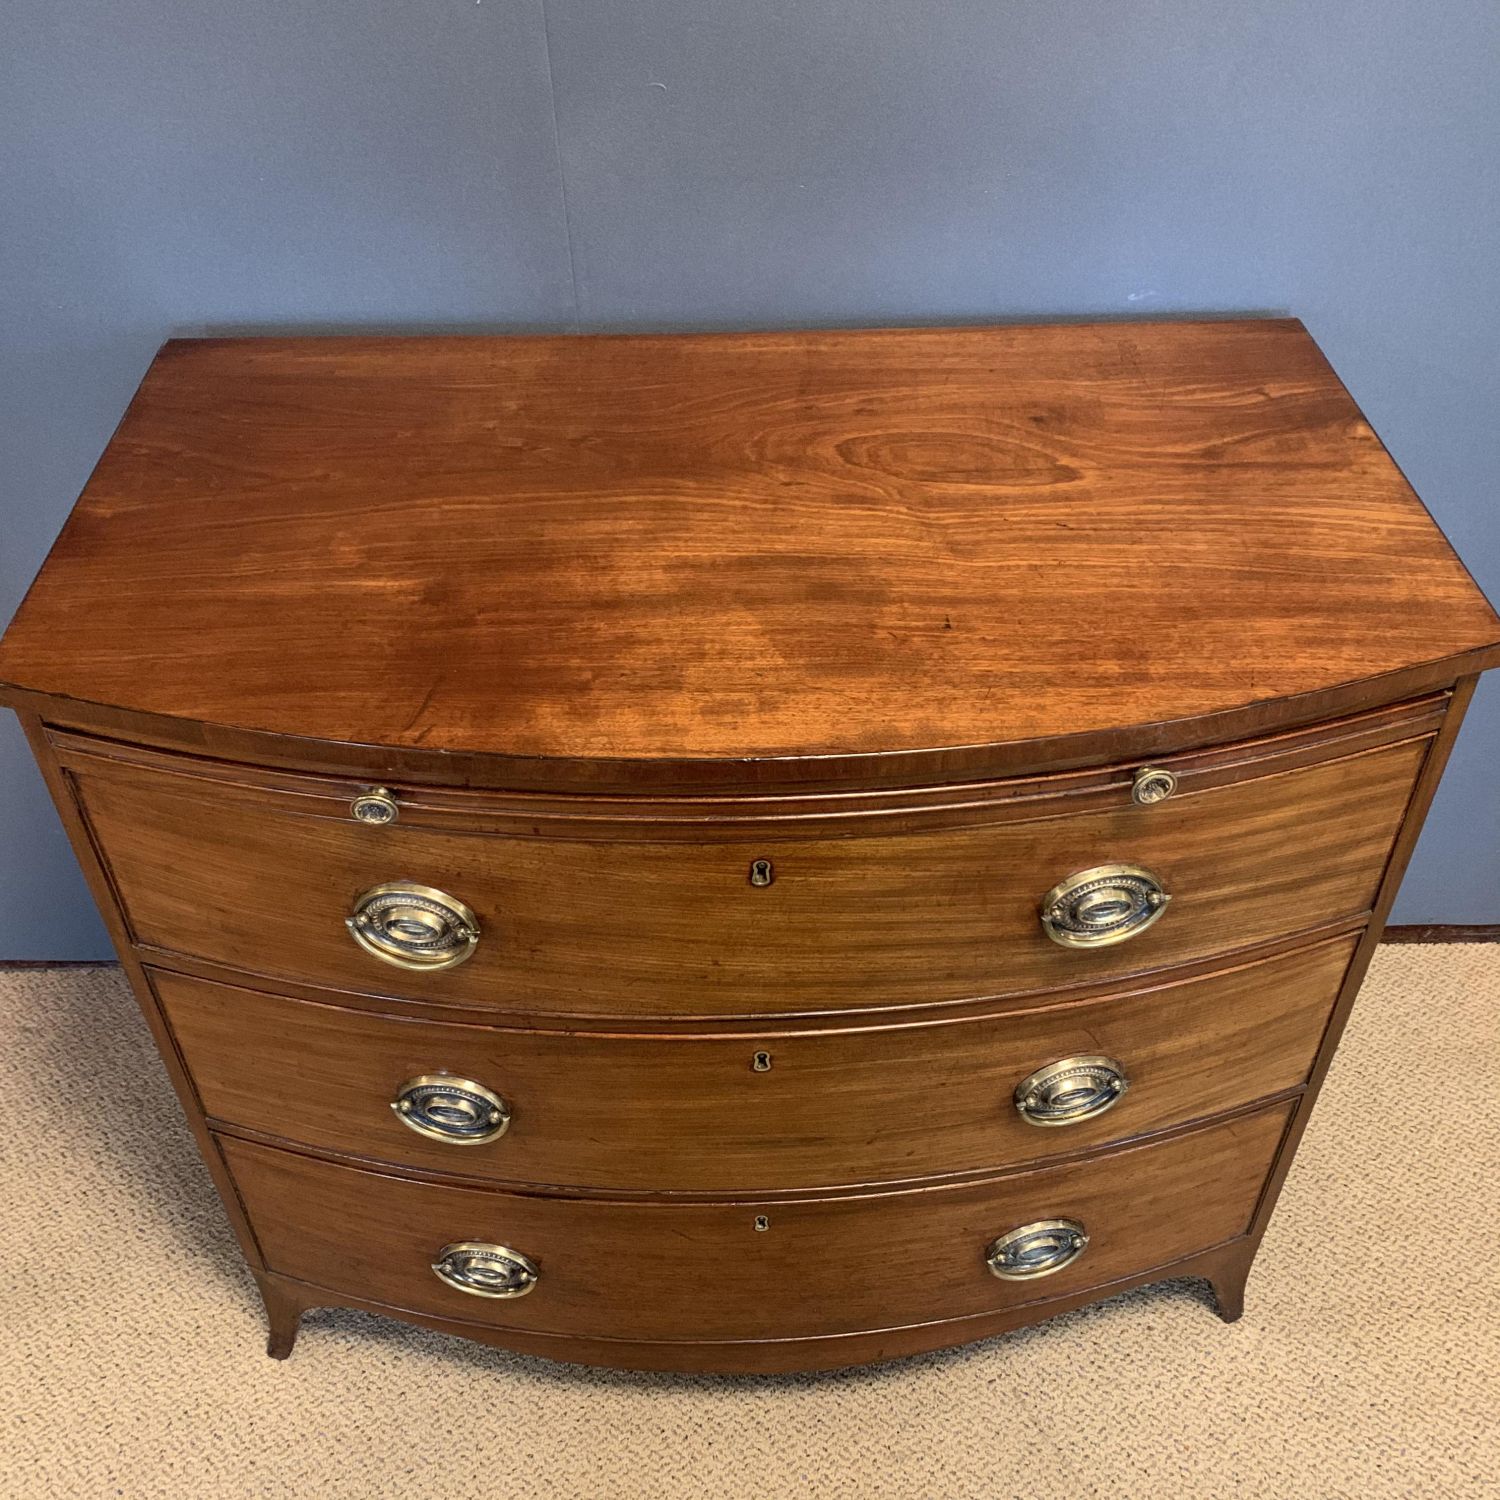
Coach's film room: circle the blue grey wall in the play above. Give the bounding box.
[4,1,1498,956]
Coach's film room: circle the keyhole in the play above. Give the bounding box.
[754,1215,770,1232]
[749,858,774,887]
[752,1051,772,1072]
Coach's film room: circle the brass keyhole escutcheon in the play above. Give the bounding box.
[752,1051,773,1072]
[749,858,775,887]
[754,1215,771,1232]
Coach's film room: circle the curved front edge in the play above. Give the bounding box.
[219,1103,1288,1369]
[255,1238,1254,1374]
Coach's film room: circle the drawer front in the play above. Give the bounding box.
[161,939,1349,1190]
[220,1103,1290,1343]
[73,733,1424,1019]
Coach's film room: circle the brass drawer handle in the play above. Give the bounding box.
[1015,1055,1128,1127]
[431,1242,538,1299]
[1131,766,1178,805]
[351,786,400,825]
[986,1219,1089,1281]
[1040,863,1169,948]
[346,881,480,970]
[393,1075,510,1145]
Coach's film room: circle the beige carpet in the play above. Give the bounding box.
[2,949,1497,1499]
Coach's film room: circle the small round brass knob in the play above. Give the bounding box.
[1014,1056,1129,1126]
[986,1219,1089,1280]
[347,881,480,970]
[392,1075,510,1144]
[351,787,400,826]
[431,1242,538,1299]
[1131,766,1178,806]
[1039,863,1170,949]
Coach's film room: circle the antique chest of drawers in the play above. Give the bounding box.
[3,321,1498,1373]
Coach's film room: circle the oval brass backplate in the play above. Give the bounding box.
[431,1242,539,1299]
[1014,1055,1128,1126]
[1039,864,1170,949]
[347,881,481,970]
[986,1219,1089,1280]
[392,1074,510,1144]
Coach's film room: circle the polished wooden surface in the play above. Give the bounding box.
[1382,923,1500,943]
[220,1102,1290,1346]
[155,937,1350,1192]
[2,322,1497,790]
[4,324,1496,1373]
[253,1236,1258,1372]
[1240,675,1480,1267]
[44,689,1448,836]
[11,716,271,1288]
[74,728,1425,1018]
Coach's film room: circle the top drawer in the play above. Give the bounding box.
[59,702,1436,1020]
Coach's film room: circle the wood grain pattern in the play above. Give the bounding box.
[4,323,1496,1372]
[45,690,1447,838]
[250,1236,1258,1372]
[74,732,1426,1019]
[4,669,1477,795]
[219,1102,1291,1349]
[138,916,1370,1034]
[1381,923,1500,943]
[10,714,274,1292]
[1240,676,1478,1263]
[157,939,1349,1193]
[2,323,1497,792]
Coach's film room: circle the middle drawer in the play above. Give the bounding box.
[154,936,1351,1192]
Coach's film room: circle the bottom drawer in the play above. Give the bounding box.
[221,1103,1290,1344]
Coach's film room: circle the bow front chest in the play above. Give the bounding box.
[3,321,1497,1372]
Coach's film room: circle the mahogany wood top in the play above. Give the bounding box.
[3,320,1496,784]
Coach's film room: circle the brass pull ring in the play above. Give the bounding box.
[1015,1055,1129,1127]
[393,1075,510,1145]
[1040,863,1170,949]
[347,881,480,970]
[431,1242,538,1299]
[986,1219,1089,1281]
